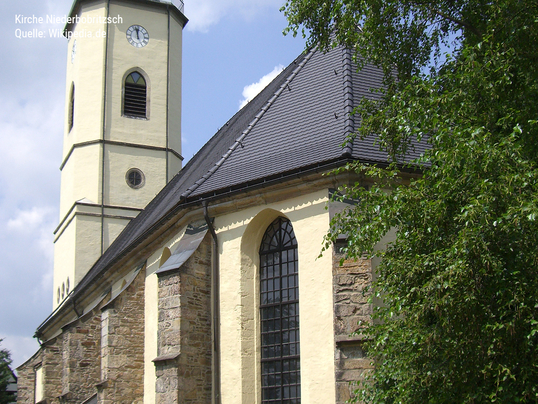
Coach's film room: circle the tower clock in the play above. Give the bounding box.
[52,0,188,309]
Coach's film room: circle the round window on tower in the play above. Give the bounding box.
[126,168,145,189]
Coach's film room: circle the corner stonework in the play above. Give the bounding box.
[60,308,101,404]
[99,268,146,404]
[154,233,212,403]
[333,245,375,404]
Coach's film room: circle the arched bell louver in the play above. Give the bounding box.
[259,217,301,403]
[124,71,147,118]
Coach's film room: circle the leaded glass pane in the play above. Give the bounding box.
[260,217,300,403]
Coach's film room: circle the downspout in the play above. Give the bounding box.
[203,200,221,404]
[100,0,111,255]
[34,331,43,347]
[73,298,81,318]
[165,5,170,183]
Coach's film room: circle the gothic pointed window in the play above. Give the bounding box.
[259,217,301,403]
[124,71,147,118]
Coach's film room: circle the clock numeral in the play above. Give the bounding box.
[126,25,149,48]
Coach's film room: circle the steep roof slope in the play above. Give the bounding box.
[42,44,423,327]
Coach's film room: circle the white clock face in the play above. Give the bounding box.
[126,25,149,48]
[71,39,77,63]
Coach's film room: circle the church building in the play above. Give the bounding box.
[16,0,421,402]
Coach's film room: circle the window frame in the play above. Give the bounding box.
[259,217,301,403]
[125,167,145,189]
[122,70,149,119]
[68,83,75,132]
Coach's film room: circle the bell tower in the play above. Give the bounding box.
[53,0,187,309]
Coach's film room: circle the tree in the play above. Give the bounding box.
[283,0,538,402]
[0,339,13,404]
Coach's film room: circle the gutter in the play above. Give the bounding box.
[203,201,221,404]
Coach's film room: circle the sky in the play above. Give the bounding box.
[0,0,306,370]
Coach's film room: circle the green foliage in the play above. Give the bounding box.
[0,339,13,404]
[283,0,538,402]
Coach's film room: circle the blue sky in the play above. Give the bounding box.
[0,0,306,369]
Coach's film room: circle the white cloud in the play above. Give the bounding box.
[7,206,56,265]
[239,65,284,109]
[7,207,54,233]
[185,0,282,32]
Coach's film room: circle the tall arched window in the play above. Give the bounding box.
[259,217,300,403]
[124,71,147,118]
[68,83,75,131]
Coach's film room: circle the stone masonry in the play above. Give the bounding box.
[16,352,38,404]
[17,349,42,404]
[60,309,101,403]
[155,234,212,403]
[333,244,375,403]
[17,337,63,404]
[99,268,146,404]
[17,267,146,404]
[17,315,100,404]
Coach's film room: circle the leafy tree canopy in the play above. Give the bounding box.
[283,0,538,402]
[0,339,13,404]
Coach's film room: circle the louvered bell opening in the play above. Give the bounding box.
[124,82,147,118]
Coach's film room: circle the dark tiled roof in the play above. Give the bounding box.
[42,44,425,328]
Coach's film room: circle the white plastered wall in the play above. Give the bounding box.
[59,145,102,218]
[55,0,185,306]
[102,215,132,250]
[63,2,107,153]
[103,144,167,208]
[53,217,76,308]
[216,188,336,403]
[74,215,102,284]
[53,209,102,310]
[35,365,44,403]
[55,0,109,309]
[105,2,182,150]
[167,11,183,169]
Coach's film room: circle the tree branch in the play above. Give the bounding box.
[427,7,482,38]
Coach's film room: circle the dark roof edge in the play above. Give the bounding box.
[185,156,425,203]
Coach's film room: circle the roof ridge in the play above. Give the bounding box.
[180,47,317,199]
[341,47,354,157]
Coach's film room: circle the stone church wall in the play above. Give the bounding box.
[41,339,64,403]
[17,269,146,404]
[155,234,212,403]
[60,309,101,403]
[17,350,42,404]
[17,337,63,404]
[99,269,146,404]
[333,246,375,404]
